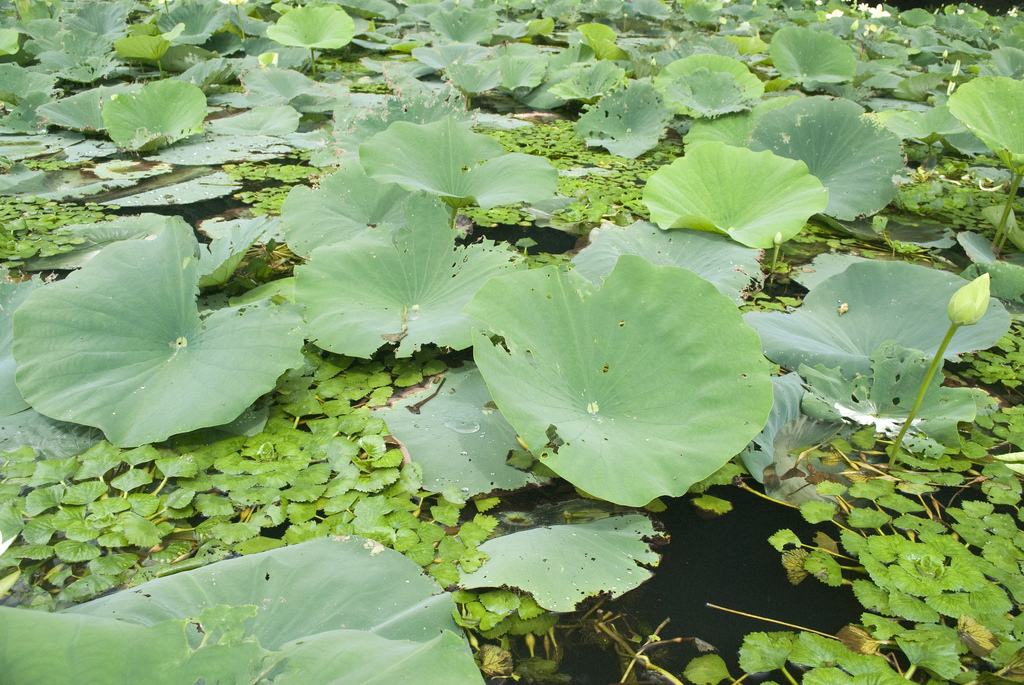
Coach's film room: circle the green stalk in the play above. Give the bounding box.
[889,322,959,466]
[310,48,316,79]
[993,171,1023,254]
[236,5,247,41]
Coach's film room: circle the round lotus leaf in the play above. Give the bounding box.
[571,221,761,304]
[768,25,857,86]
[359,117,558,211]
[947,77,1024,172]
[295,195,524,357]
[747,96,905,221]
[101,80,207,152]
[266,6,355,50]
[12,219,305,447]
[743,260,1011,378]
[460,514,660,611]
[466,255,773,506]
[654,53,764,117]
[643,141,828,248]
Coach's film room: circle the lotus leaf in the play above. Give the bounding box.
[374,363,547,498]
[22,213,169,271]
[0,277,40,417]
[980,47,1024,79]
[12,219,304,447]
[800,342,977,447]
[64,2,128,40]
[280,161,411,256]
[446,61,503,98]
[296,195,524,358]
[197,217,272,288]
[460,514,660,611]
[101,79,207,152]
[240,67,349,112]
[571,221,761,304]
[740,373,805,483]
[743,260,1011,378]
[465,256,773,506]
[493,44,549,92]
[359,117,558,214]
[546,60,626,103]
[36,84,142,133]
[0,64,56,104]
[683,96,800,150]
[411,43,491,71]
[760,416,845,506]
[643,141,828,248]
[654,54,764,117]
[156,1,226,45]
[29,29,118,84]
[206,105,300,136]
[768,25,857,86]
[947,77,1024,172]
[266,6,355,51]
[0,537,483,684]
[747,96,905,220]
[428,6,499,45]
[574,80,672,158]
[578,23,628,61]
[0,408,104,459]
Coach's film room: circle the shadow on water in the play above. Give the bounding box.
[610,484,864,680]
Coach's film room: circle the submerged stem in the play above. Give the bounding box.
[993,171,1023,254]
[889,322,959,466]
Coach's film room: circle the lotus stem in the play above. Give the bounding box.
[310,48,316,79]
[889,322,958,466]
[992,171,1022,254]
[236,5,247,41]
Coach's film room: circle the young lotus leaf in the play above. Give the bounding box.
[101,80,207,152]
[12,219,304,447]
[643,141,828,248]
[359,117,558,213]
[654,54,764,118]
[947,77,1024,172]
[0,537,482,684]
[374,364,547,498]
[295,195,524,358]
[747,96,904,221]
[743,260,1011,378]
[800,342,977,447]
[459,514,660,611]
[574,80,673,159]
[768,25,857,86]
[578,23,628,61]
[266,6,356,50]
[571,221,761,305]
[197,217,272,288]
[0,278,40,417]
[465,256,773,506]
[280,160,411,257]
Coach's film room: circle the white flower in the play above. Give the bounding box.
[0,532,13,558]
[834,402,920,437]
[1009,8,1018,17]
[826,9,844,18]
[219,0,247,5]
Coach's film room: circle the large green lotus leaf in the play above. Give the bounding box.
[571,221,761,305]
[373,363,548,498]
[743,260,1011,378]
[12,220,304,447]
[0,277,40,417]
[1,537,482,684]
[800,343,976,447]
[875,104,966,145]
[266,6,355,50]
[947,77,1024,172]
[574,80,673,159]
[546,61,626,103]
[465,256,773,506]
[768,25,857,86]
[459,514,660,611]
[280,160,411,257]
[446,61,503,97]
[360,117,558,211]
[654,54,764,117]
[101,80,207,152]
[296,195,523,357]
[747,96,904,221]
[31,29,118,85]
[411,43,491,70]
[643,142,828,248]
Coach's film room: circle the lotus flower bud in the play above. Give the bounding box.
[947,273,990,327]
[773,232,783,247]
